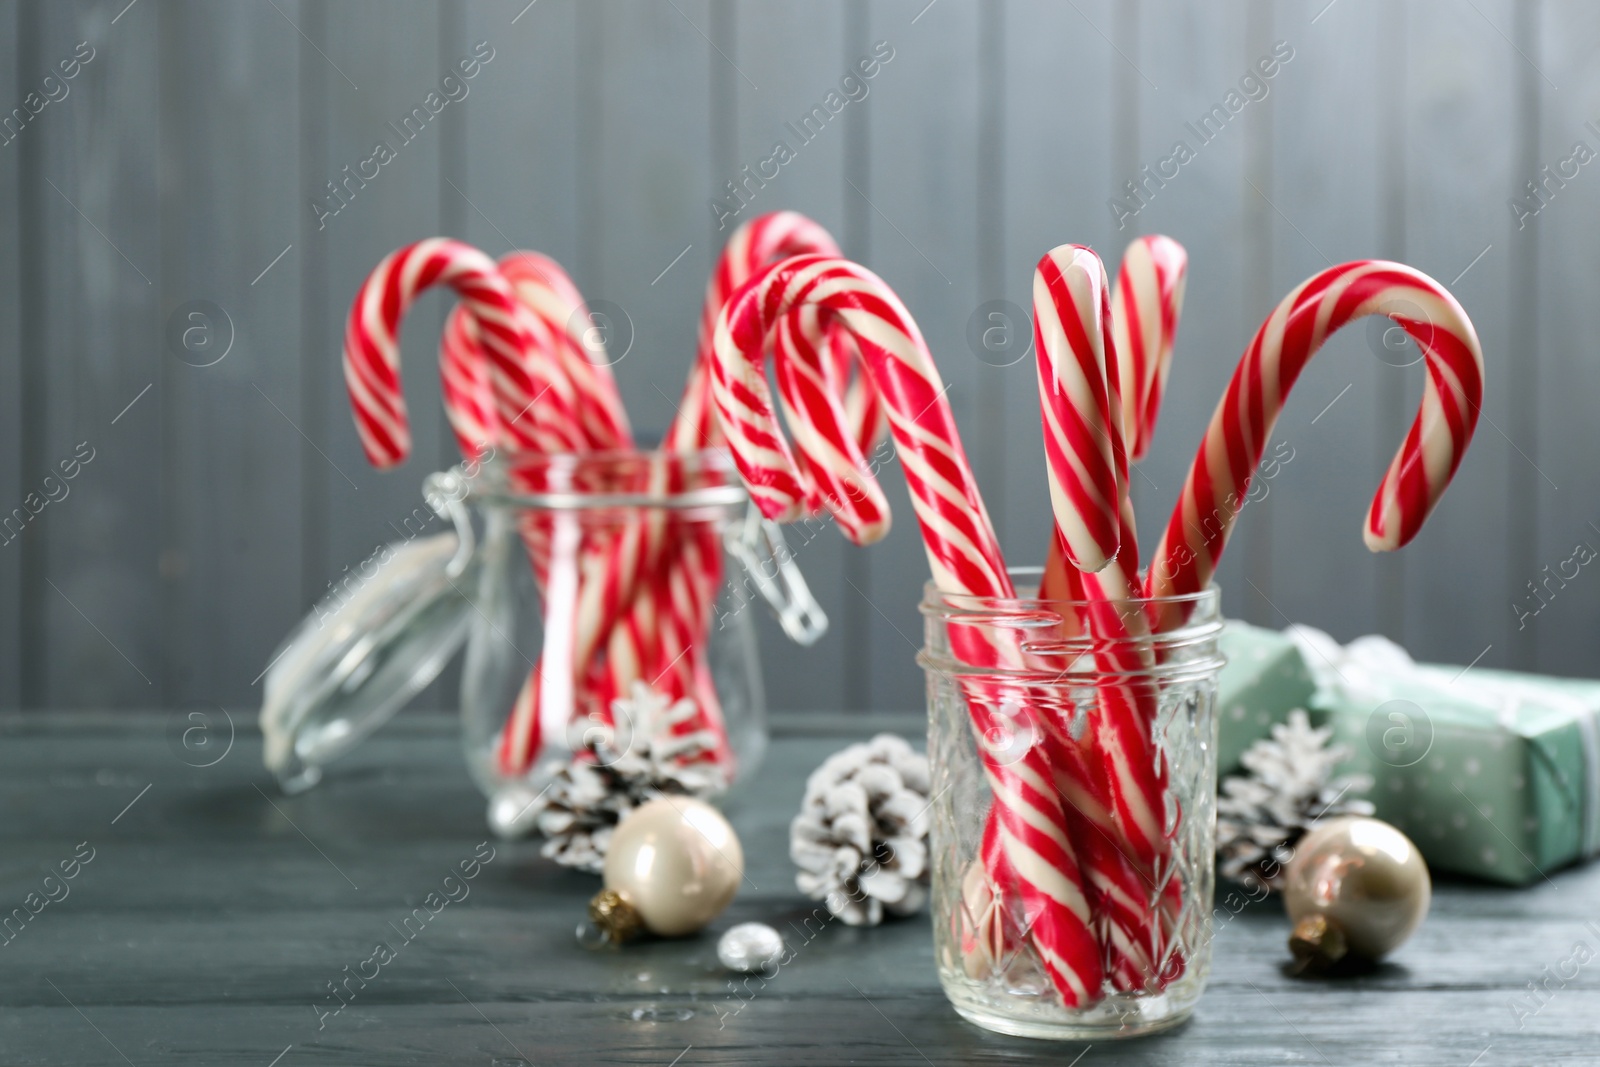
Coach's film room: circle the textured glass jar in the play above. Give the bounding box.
[449,449,824,819]
[920,572,1224,1040]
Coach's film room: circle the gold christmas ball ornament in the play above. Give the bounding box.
[587,796,744,942]
[1283,816,1430,972]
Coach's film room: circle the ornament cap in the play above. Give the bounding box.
[587,888,645,944]
[1289,914,1349,974]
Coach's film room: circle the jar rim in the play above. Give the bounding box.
[918,567,1221,616]
[917,569,1225,681]
[462,447,750,512]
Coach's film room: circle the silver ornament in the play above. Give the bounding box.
[1283,816,1431,970]
[486,782,546,839]
[717,922,785,973]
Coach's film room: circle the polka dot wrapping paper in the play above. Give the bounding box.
[1216,620,1319,776]
[1287,627,1600,887]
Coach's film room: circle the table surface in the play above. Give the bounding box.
[1,711,1596,1066]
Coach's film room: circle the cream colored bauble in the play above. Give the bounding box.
[1283,816,1430,971]
[591,796,743,939]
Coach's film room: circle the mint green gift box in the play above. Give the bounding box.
[1306,656,1600,887]
[1215,620,1317,775]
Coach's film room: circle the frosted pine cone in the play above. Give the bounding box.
[523,682,726,873]
[790,733,931,926]
[1217,709,1374,890]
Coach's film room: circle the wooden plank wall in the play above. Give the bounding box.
[2,0,1585,712]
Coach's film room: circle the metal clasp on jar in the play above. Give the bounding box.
[423,466,476,581]
[726,504,829,647]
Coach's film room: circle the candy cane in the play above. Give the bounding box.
[438,297,500,461]
[355,242,597,759]
[1144,260,1485,628]
[710,253,1104,1005]
[344,240,649,779]
[497,251,633,452]
[772,303,892,538]
[1034,247,1124,576]
[646,213,875,714]
[521,212,864,715]
[637,211,884,723]
[442,254,732,774]
[672,213,830,449]
[1032,244,1183,991]
[586,214,883,765]
[601,216,888,763]
[1034,247,1170,859]
[438,250,632,468]
[426,252,626,773]
[1114,235,1188,463]
[441,253,643,773]
[1041,235,1188,599]
[489,213,885,779]
[345,238,585,467]
[1032,242,1186,989]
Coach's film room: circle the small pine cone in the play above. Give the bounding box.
[519,681,728,873]
[790,734,931,926]
[1217,709,1374,890]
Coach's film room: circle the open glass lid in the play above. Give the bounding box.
[260,469,477,793]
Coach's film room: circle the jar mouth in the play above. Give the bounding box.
[917,567,1219,617]
[462,447,750,512]
[918,568,1225,681]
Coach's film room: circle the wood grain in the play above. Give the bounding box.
[0,0,22,708]
[0,712,1593,1066]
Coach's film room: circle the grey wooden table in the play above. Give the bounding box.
[1,711,1595,1066]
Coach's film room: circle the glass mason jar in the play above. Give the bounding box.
[920,571,1224,1040]
[441,449,825,824]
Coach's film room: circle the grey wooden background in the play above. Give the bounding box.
[1,0,1591,714]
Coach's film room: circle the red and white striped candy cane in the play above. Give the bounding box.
[668,210,881,451]
[1032,245,1182,990]
[772,303,892,538]
[345,238,586,467]
[596,215,890,773]
[649,213,879,719]
[1033,246,1167,863]
[346,240,646,779]
[539,212,865,715]
[1034,247,1124,577]
[1143,260,1485,626]
[438,297,501,460]
[1114,235,1188,464]
[491,212,886,778]
[439,250,632,468]
[439,253,643,774]
[357,240,717,781]
[1040,235,1188,598]
[426,251,629,775]
[591,214,885,767]
[710,253,1104,1005]
[497,251,633,452]
[527,210,852,768]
